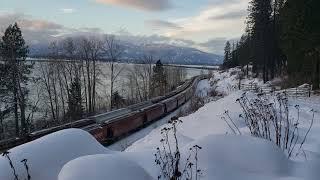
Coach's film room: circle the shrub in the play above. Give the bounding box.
[2,151,31,180]
[155,117,202,180]
[223,92,315,158]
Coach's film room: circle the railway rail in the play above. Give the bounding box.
[0,75,207,151]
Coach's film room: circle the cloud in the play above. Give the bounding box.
[206,0,239,6]
[148,0,249,43]
[0,11,232,55]
[145,20,182,30]
[60,8,76,14]
[209,10,247,20]
[0,13,65,43]
[0,12,105,46]
[95,0,172,11]
[198,38,227,55]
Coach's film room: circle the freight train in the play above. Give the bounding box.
[0,75,207,151]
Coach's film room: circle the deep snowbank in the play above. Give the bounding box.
[124,133,295,180]
[58,154,153,180]
[123,134,293,180]
[0,129,112,180]
[181,134,290,180]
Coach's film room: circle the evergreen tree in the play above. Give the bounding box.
[0,23,31,136]
[222,0,319,88]
[280,0,320,89]
[223,41,231,68]
[151,60,167,97]
[248,0,273,82]
[67,77,83,120]
[111,91,125,110]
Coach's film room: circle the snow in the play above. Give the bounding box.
[181,135,290,180]
[1,67,319,180]
[58,154,153,180]
[211,68,263,95]
[125,134,293,180]
[0,129,112,180]
[196,79,212,97]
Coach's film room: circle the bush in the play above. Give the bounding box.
[155,117,202,180]
[222,92,315,158]
[2,151,31,180]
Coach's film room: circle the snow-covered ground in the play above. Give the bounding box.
[0,68,319,180]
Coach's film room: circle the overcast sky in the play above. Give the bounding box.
[0,0,249,55]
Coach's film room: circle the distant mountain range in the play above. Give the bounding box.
[29,40,223,65]
[119,43,223,65]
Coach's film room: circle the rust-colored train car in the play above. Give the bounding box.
[102,111,145,141]
[29,119,96,140]
[143,103,165,123]
[0,138,28,151]
[162,97,178,113]
[82,124,105,142]
[176,93,186,106]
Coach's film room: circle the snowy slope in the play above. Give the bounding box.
[58,154,153,180]
[0,68,319,180]
[0,129,112,180]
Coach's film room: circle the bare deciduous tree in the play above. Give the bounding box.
[78,36,104,114]
[104,35,124,110]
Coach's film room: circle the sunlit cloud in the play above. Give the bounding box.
[209,10,247,20]
[95,0,172,11]
[146,0,249,43]
[145,20,182,30]
[0,12,104,45]
[60,8,76,14]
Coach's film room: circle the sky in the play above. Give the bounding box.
[0,0,250,55]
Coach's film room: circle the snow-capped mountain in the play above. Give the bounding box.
[29,37,223,65]
[119,43,223,65]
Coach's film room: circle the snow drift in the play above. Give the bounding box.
[58,154,153,180]
[0,129,112,180]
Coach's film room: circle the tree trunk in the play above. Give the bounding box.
[313,52,320,90]
[110,62,114,110]
[92,59,96,112]
[86,60,92,113]
[81,63,88,113]
[13,85,19,136]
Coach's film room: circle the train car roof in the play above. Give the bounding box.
[103,111,141,124]
[81,124,102,131]
[127,101,153,111]
[91,108,132,123]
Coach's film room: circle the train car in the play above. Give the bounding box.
[142,103,165,123]
[162,97,178,113]
[150,96,166,104]
[102,111,145,141]
[0,137,28,151]
[82,124,105,142]
[68,119,96,128]
[128,101,153,111]
[29,119,96,140]
[176,92,186,106]
[185,86,194,100]
[90,108,132,124]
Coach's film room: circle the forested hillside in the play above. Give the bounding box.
[223,0,320,89]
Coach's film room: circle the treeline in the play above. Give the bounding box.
[0,23,186,139]
[223,0,320,89]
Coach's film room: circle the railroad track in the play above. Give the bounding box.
[0,75,207,151]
